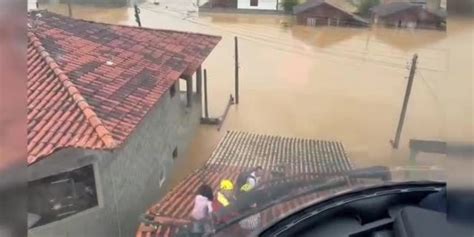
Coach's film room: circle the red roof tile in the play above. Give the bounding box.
[27,11,221,165]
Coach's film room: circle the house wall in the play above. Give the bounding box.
[296,3,359,26]
[238,0,278,10]
[375,8,443,29]
[206,0,237,8]
[29,79,203,237]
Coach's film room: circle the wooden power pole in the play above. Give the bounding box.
[391,54,418,149]
[67,0,72,17]
[234,36,239,104]
[204,69,209,118]
[134,4,142,27]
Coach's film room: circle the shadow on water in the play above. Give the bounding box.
[290,25,362,49]
[371,27,448,51]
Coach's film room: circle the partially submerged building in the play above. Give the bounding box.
[293,0,369,27]
[27,11,220,237]
[200,0,281,13]
[237,0,279,10]
[370,2,446,30]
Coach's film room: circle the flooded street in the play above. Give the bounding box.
[34,1,473,190]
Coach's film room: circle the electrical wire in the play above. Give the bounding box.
[139,4,445,72]
[141,2,448,58]
[418,70,441,104]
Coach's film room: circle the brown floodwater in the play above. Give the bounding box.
[34,1,473,190]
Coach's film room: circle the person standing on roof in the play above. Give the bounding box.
[212,179,238,224]
[217,179,235,208]
[233,166,264,233]
[237,166,264,195]
[190,184,214,235]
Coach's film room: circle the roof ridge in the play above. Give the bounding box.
[27,31,117,149]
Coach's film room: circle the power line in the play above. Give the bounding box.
[418,70,441,104]
[139,5,444,72]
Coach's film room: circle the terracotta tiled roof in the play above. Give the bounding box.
[27,11,221,165]
[136,131,353,237]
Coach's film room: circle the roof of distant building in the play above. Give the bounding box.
[293,0,369,24]
[427,8,447,18]
[370,2,418,16]
[370,1,446,18]
[27,11,221,165]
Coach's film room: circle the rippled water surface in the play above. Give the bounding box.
[32,1,473,189]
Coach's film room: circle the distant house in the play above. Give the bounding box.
[27,11,220,237]
[238,0,279,10]
[370,2,446,30]
[201,0,280,12]
[293,0,369,27]
[204,0,237,8]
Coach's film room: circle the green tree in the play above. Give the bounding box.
[281,0,299,13]
[357,0,380,17]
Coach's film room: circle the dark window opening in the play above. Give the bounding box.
[250,0,258,6]
[172,147,178,160]
[28,165,98,228]
[170,83,176,98]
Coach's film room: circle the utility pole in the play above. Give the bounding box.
[196,66,202,95]
[36,1,39,9]
[204,69,209,118]
[234,36,239,104]
[391,54,418,149]
[134,4,142,27]
[67,0,72,17]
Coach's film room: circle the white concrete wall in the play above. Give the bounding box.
[237,0,278,10]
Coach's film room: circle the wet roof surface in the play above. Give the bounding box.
[136,131,353,236]
[370,2,418,17]
[26,11,220,165]
[293,0,368,24]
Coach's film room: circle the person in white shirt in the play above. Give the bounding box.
[190,184,214,235]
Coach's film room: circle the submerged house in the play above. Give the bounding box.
[370,2,446,30]
[293,0,369,27]
[27,11,220,237]
[200,0,280,11]
[237,0,279,10]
